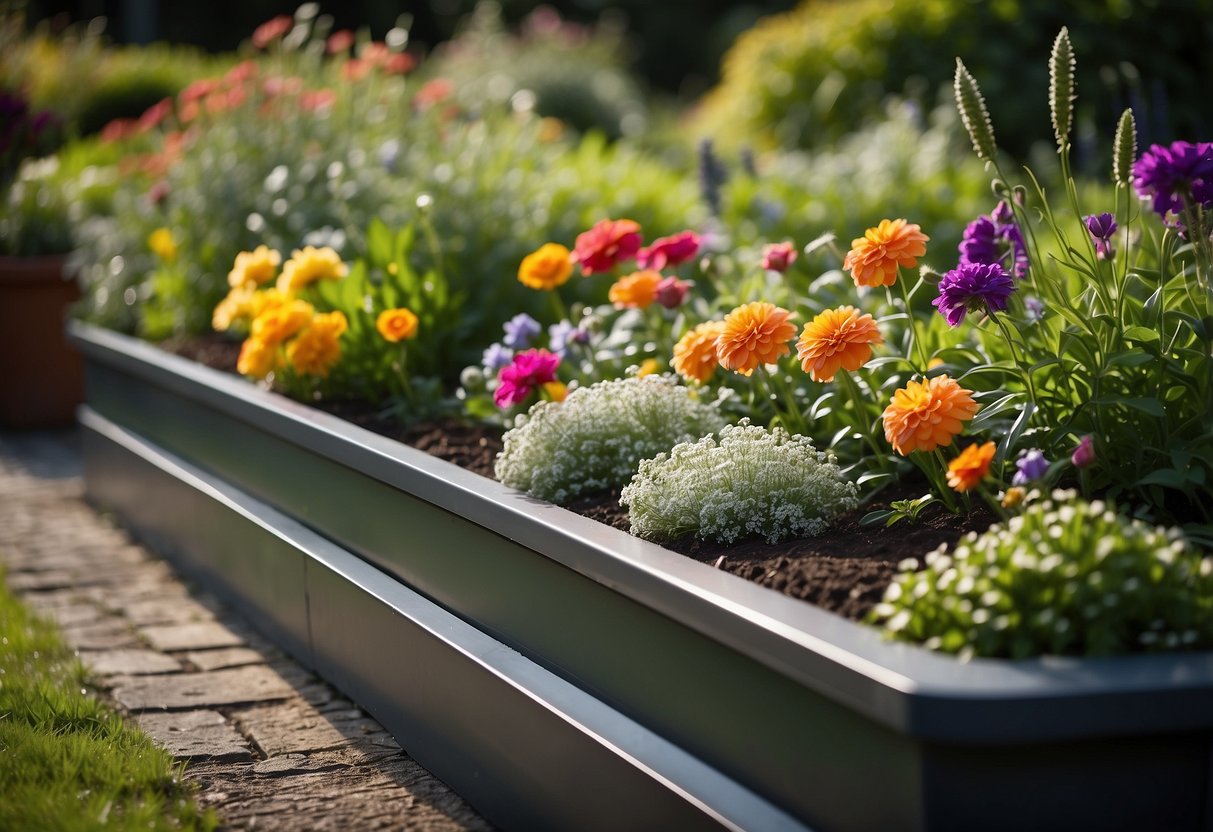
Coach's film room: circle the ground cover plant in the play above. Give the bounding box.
[0,569,217,830]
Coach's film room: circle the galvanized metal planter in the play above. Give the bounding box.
[72,322,1213,832]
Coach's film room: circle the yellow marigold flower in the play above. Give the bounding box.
[148,228,177,263]
[795,305,883,383]
[517,243,573,291]
[286,311,347,377]
[927,356,946,370]
[608,270,662,309]
[672,321,725,384]
[541,380,568,402]
[376,307,419,342]
[1001,486,1026,509]
[228,245,282,288]
[236,337,277,379]
[946,441,997,492]
[716,302,797,377]
[250,288,292,319]
[636,358,660,378]
[843,219,929,287]
[277,246,348,292]
[212,284,257,332]
[881,374,979,455]
[251,299,314,344]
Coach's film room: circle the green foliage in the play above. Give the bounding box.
[695,0,1213,158]
[0,570,217,831]
[495,375,726,504]
[870,492,1213,659]
[622,419,857,544]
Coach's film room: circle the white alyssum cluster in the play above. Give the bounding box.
[494,375,726,504]
[620,420,858,544]
[871,490,1213,660]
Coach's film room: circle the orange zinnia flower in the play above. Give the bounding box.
[376,307,419,342]
[795,305,883,382]
[947,441,997,492]
[716,302,797,376]
[843,219,929,287]
[672,321,725,384]
[881,374,979,455]
[608,270,662,309]
[517,243,573,291]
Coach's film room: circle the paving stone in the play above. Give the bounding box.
[60,617,140,650]
[18,589,88,611]
[234,700,381,757]
[40,603,107,629]
[111,665,295,711]
[119,597,213,626]
[185,647,263,672]
[81,648,182,676]
[139,621,244,651]
[137,710,252,762]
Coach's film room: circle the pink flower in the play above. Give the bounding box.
[654,276,692,309]
[251,15,292,50]
[637,231,700,270]
[1071,435,1096,468]
[494,349,561,408]
[762,241,798,272]
[572,218,642,275]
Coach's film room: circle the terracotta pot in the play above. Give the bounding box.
[0,255,83,429]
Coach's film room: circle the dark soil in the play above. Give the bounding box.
[161,336,997,622]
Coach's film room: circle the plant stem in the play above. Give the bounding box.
[896,270,931,371]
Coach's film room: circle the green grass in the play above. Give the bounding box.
[0,569,219,831]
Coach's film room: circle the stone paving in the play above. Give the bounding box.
[0,428,492,831]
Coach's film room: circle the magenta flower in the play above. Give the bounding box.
[636,231,700,270]
[932,262,1016,327]
[761,241,798,272]
[1132,141,1213,221]
[572,218,642,275]
[654,276,692,309]
[494,349,561,408]
[1071,435,1096,469]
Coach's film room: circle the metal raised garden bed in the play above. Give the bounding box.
[72,321,1213,832]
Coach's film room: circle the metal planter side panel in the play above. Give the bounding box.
[80,408,311,666]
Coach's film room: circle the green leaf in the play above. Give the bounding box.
[856,471,894,488]
[1122,326,1160,343]
[366,218,393,266]
[860,510,894,528]
[1137,469,1187,490]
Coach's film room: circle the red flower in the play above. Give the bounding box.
[383,53,417,75]
[761,241,797,272]
[636,231,700,270]
[494,349,561,408]
[252,15,292,50]
[572,218,642,275]
[414,78,455,109]
[654,276,692,309]
[326,30,355,55]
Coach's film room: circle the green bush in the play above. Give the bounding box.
[622,419,857,544]
[495,375,726,504]
[870,492,1213,659]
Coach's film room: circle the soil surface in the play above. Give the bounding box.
[161,336,997,622]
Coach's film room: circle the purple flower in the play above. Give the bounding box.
[1012,449,1049,486]
[1132,141,1213,221]
[547,320,588,357]
[482,342,514,371]
[1071,435,1096,469]
[1024,296,1046,323]
[959,202,1029,279]
[502,313,541,349]
[932,262,1016,327]
[1085,213,1118,259]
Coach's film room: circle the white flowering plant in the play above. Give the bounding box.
[870,491,1213,659]
[494,374,726,504]
[621,420,858,545]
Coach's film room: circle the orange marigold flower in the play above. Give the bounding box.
[716,302,797,376]
[229,245,281,288]
[947,441,997,492]
[843,219,929,287]
[795,305,883,382]
[672,321,725,384]
[237,337,277,379]
[517,243,573,290]
[286,311,347,377]
[882,375,979,455]
[251,299,314,344]
[376,307,419,342]
[608,270,662,309]
[277,246,348,292]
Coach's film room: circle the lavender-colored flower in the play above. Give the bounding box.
[1132,141,1213,220]
[1024,295,1046,323]
[1071,435,1096,468]
[1085,212,1118,259]
[502,313,541,349]
[482,342,514,371]
[959,203,1029,279]
[547,320,588,357]
[1012,449,1049,486]
[932,262,1016,327]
